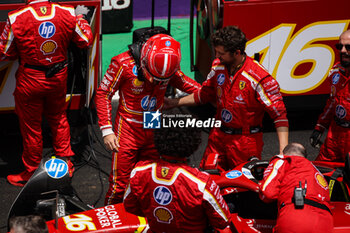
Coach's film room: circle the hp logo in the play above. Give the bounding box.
[153,186,172,205]
[39,22,56,39]
[141,95,157,110]
[221,109,232,123]
[44,158,68,179]
[217,74,225,85]
[336,105,346,119]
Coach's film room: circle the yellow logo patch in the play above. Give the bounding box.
[133,78,144,87]
[217,86,222,98]
[239,81,246,90]
[40,6,47,15]
[40,40,57,55]
[161,167,169,177]
[315,173,328,190]
[154,207,173,223]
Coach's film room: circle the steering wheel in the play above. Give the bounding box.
[243,159,269,181]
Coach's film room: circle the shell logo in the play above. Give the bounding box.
[315,172,328,190]
[40,40,57,55]
[133,78,144,87]
[217,86,222,98]
[153,207,173,224]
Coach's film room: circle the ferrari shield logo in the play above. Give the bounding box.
[161,167,169,177]
[239,81,246,90]
[40,7,47,15]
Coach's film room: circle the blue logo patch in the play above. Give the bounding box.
[44,158,68,179]
[221,109,232,123]
[141,95,157,110]
[153,186,172,205]
[143,110,161,129]
[226,170,242,179]
[39,22,55,39]
[332,73,340,85]
[165,40,171,46]
[132,65,138,76]
[217,74,225,85]
[336,105,346,119]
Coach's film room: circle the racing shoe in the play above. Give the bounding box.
[7,170,34,187]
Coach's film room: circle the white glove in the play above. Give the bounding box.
[75,5,89,16]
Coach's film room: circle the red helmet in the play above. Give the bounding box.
[140,34,181,82]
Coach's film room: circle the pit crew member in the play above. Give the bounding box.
[95,34,200,205]
[123,108,230,232]
[164,26,289,170]
[0,0,93,186]
[259,143,333,233]
[310,29,350,162]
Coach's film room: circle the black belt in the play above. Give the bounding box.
[280,199,332,214]
[334,117,350,128]
[220,125,262,135]
[24,61,68,78]
[24,63,49,71]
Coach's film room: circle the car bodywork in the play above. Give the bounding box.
[8,153,350,233]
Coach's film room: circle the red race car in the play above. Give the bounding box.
[7,154,350,232]
[204,153,350,233]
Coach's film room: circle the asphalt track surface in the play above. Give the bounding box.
[0,103,325,233]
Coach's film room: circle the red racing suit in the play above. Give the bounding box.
[0,0,93,173]
[314,62,350,162]
[123,159,231,233]
[95,51,200,204]
[194,56,288,169]
[259,155,333,233]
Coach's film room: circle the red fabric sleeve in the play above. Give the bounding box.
[202,177,231,230]
[72,14,93,48]
[258,76,289,128]
[95,56,124,136]
[169,70,201,93]
[0,19,18,60]
[259,156,287,202]
[123,181,145,217]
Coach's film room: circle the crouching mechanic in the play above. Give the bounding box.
[95,34,200,205]
[123,109,231,232]
[0,0,93,186]
[259,143,333,233]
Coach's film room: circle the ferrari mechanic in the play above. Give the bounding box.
[123,108,231,233]
[0,0,93,186]
[95,33,200,205]
[310,29,350,162]
[259,142,333,233]
[164,26,289,170]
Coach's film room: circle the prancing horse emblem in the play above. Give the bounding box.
[239,81,246,90]
[40,7,47,15]
[161,167,169,177]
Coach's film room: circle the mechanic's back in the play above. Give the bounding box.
[123,109,231,232]
[0,0,92,65]
[0,0,92,187]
